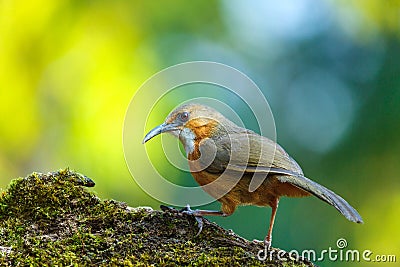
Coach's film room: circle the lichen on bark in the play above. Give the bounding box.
[0,169,315,266]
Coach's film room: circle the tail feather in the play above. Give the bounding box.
[277,174,363,224]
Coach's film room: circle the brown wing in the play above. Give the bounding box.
[198,131,303,175]
[198,132,363,224]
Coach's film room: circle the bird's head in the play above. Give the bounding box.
[143,103,237,154]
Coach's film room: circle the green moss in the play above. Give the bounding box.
[0,169,314,266]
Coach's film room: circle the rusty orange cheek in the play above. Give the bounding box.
[185,119,218,140]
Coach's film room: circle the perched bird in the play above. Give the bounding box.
[143,103,363,247]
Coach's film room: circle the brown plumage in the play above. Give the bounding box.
[143,103,363,247]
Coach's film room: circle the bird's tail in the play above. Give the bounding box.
[277,174,363,224]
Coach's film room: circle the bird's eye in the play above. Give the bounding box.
[179,112,189,122]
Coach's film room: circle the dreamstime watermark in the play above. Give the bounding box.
[257,238,397,263]
[123,61,277,206]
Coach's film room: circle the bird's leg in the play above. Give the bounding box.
[264,198,279,250]
[160,204,226,236]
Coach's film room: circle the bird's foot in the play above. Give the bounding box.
[263,239,272,250]
[256,238,272,260]
[180,204,205,236]
[252,239,271,250]
[160,204,205,236]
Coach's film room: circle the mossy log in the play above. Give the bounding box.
[0,169,315,266]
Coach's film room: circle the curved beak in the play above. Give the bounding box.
[142,123,178,144]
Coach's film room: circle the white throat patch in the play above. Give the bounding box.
[179,128,196,155]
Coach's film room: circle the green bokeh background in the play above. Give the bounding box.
[1,1,399,266]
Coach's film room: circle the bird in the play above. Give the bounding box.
[142,103,363,248]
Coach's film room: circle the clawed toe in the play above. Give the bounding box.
[179,204,197,215]
[264,239,272,250]
[192,216,204,236]
[160,204,205,236]
[180,205,204,236]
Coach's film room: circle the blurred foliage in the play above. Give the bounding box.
[1,1,399,266]
[336,0,400,36]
